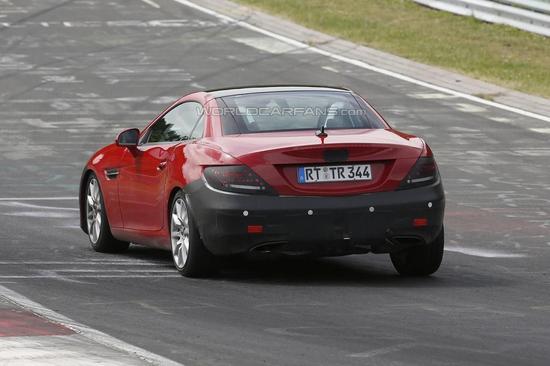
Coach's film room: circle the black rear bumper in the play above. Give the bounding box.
[185,179,445,256]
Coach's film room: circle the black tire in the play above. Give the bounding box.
[390,227,444,276]
[170,191,215,277]
[85,173,129,253]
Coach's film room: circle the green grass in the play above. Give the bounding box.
[234,0,550,98]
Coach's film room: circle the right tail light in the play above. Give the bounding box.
[398,157,440,190]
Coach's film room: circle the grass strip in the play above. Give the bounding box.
[235,0,550,98]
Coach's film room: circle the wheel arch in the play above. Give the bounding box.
[167,184,203,240]
[167,186,182,220]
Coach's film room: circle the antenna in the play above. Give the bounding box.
[316,125,328,138]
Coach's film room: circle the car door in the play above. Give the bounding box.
[117,101,204,232]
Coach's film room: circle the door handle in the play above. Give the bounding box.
[157,161,168,171]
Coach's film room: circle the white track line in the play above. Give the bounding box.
[0,201,79,210]
[445,247,527,258]
[53,269,176,272]
[172,0,550,123]
[0,284,183,366]
[0,197,77,201]
[0,261,167,265]
[140,0,160,8]
[0,275,181,278]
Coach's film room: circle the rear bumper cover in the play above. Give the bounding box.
[186,179,445,256]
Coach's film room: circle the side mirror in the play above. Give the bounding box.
[116,128,140,147]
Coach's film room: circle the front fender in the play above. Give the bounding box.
[79,144,127,233]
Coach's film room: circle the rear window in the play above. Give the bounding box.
[217,91,385,135]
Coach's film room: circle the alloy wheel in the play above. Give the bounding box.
[86,178,102,244]
[171,198,190,269]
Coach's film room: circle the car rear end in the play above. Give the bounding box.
[187,88,445,257]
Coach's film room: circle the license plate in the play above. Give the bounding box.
[297,164,372,184]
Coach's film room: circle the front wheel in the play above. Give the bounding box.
[170,191,215,277]
[390,227,444,276]
[85,173,129,253]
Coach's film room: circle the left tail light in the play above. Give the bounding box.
[203,165,277,195]
[398,157,440,190]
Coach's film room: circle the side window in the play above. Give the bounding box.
[189,113,205,139]
[147,102,203,143]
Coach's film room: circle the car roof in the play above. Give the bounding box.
[204,85,352,100]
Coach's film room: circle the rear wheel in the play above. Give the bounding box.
[390,227,444,276]
[86,173,129,253]
[170,191,215,277]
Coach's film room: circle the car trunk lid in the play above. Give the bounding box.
[204,129,424,196]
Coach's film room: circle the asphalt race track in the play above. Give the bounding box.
[1,1,550,365]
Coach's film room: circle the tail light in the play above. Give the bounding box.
[398,157,440,190]
[203,165,277,195]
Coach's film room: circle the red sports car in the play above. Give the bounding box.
[80,86,445,277]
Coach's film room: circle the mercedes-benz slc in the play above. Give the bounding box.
[79,86,445,277]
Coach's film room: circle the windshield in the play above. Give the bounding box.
[217,91,386,135]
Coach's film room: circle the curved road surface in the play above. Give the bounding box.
[1,0,549,365]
